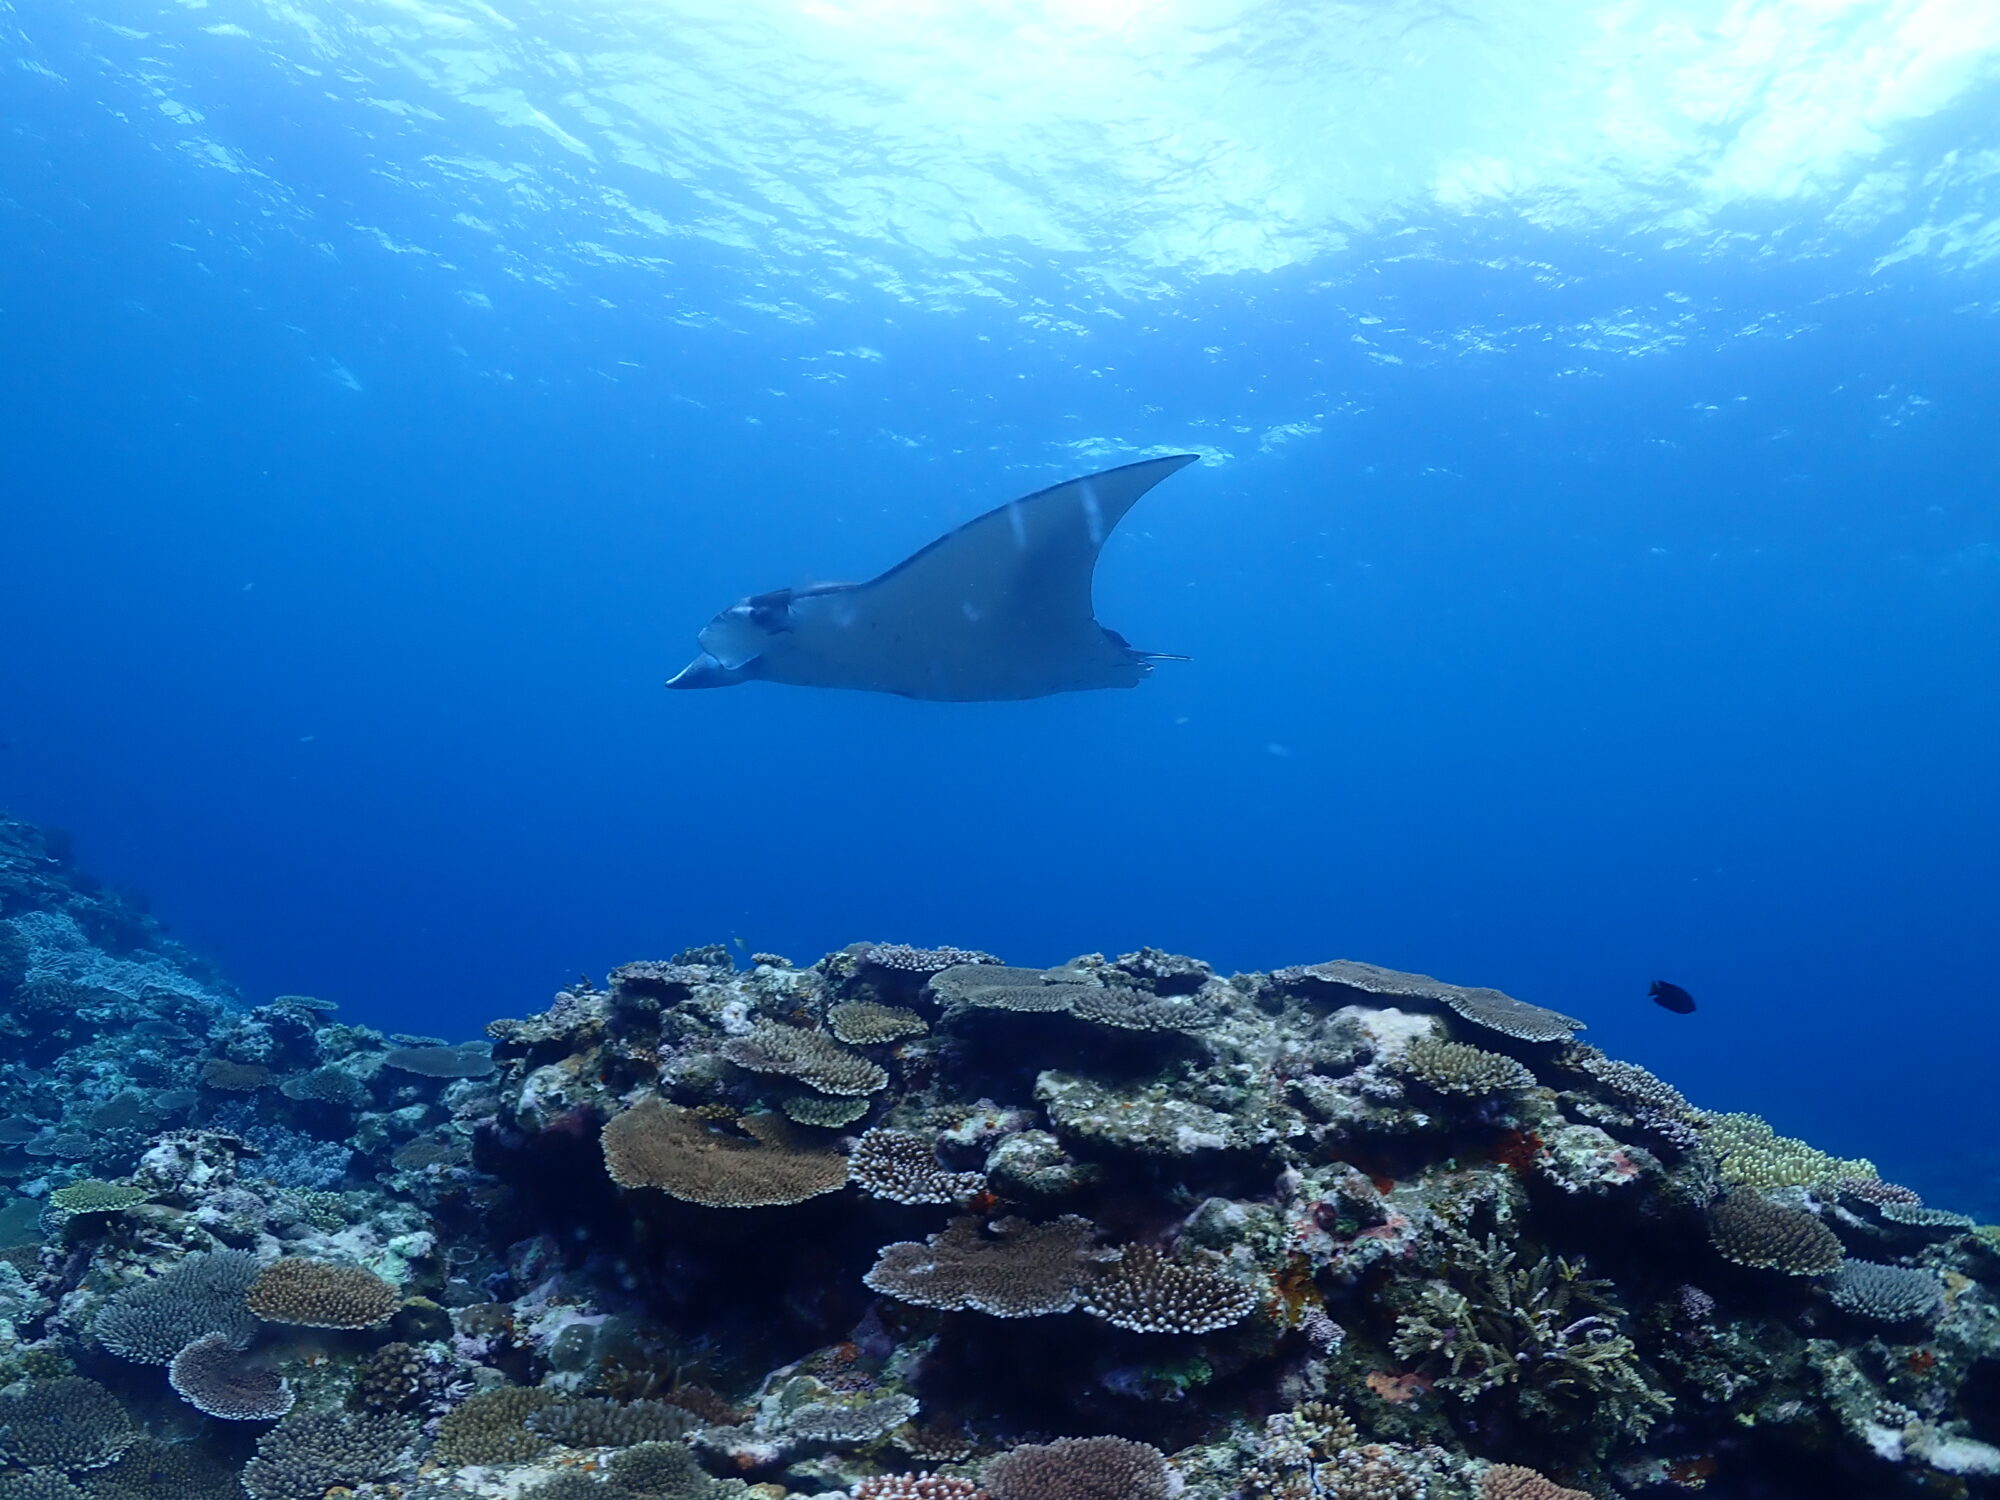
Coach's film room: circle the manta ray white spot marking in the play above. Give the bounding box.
[1080,480,1106,547]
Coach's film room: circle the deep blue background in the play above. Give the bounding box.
[3,4,1997,1211]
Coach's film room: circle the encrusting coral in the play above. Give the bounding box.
[1,811,1997,1500]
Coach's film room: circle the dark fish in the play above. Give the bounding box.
[1649,980,1696,1014]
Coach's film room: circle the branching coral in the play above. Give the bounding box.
[1397,1036,1535,1096]
[866,1215,1107,1317]
[1707,1193,1844,1275]
[528,1397,701,1447]
[1080,1246,1260,1334]
[1829,1261,1945,1324]
[721,1022,888,1097]
[1271,960,1582,1042]
[1703,1112,1874,1193]
[246,1257,398,1328]
[0,1376,138,1470]
[239,1410,412,1500]
[167,1333,294,1421]
[863,944,999,976]
[1389,1234,1671,1438]
[983,1437,1172,1500]
[434,1386,561,1465]
[848,1128,986,1205]
[828,1002,929,1046]
[92,1248,260,1362]
[935,966,1219,1034]
[1478,1466,1591,1500]
[853,1475,986,1500]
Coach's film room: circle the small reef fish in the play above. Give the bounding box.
[1649,979,1697,1014]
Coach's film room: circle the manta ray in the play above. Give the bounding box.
[666,454,1200,701]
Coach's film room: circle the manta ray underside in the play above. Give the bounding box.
[666,454,1200,702]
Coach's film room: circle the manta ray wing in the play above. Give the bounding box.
[669,453,1200,701]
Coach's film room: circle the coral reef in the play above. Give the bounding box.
[0,809,1996,1500]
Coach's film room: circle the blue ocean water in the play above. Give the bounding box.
[2,0,1996,1211]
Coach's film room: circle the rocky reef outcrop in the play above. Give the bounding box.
[0,813,1996,1500]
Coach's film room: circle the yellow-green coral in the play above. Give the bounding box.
[1702,1112,1874,1193]
[48,1180,149,1215]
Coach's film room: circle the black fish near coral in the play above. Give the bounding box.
[1650,978,1697,1013]
[1,815,1997,1500]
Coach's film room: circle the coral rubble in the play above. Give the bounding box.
[1,811,1997,1500]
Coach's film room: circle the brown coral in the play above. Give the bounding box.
[1707,1193,1844,1275]
[434,1387,560,1465]
[865,1215,1107,1317]
[828,1002,929,1046]
[245,1258,399,1328]
[983,1437,1171,1500]
[1080,1247,1260,1334]
[863,943,1000,976]
[1398,1036,1535,1096]
[854,1477,986,1500]
[848,1129,986,1205]
[721,1022,888,1097]
[1273,960,1581,1043]
[198,1059,270,1092]
[601,1098,849,1208]
[1478,1465,1591,1500]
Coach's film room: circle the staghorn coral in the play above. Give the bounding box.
[245,1257,399,1328]
[849,1128,986,1205]
[434,1386,561,1465]
[828,1002,929,1046]
[0,1377,138,1470]
[1829,1261,1946,1324]
[1397,1035,1535,1096]
[1707,1193,1844,1275]
[1389,1233,1671,1438]
[1478,1467,1590,1500]
[983,1437,1171,1500]
[91,1248,261,1363]
[528,1397,701,1447]
[720,1022,888,1097]
[166,1332,295,1421]
[866,1215,1107,1317]
[602,1099,849,1208]
[239,1410,412,1500]
[1080,1246,1260,1334]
